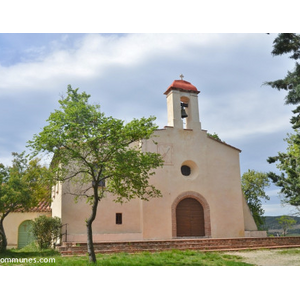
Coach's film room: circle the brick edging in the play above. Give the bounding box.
[58,236,300,255]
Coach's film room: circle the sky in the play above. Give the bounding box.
[2,2,300,292]
[0,32,298,217]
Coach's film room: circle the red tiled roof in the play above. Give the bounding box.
[29,200,52,212]
[14,200,52,213]
[164,80,200,95]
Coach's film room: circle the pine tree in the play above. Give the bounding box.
[266,33,300,209]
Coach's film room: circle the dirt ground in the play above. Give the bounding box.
[226,248,300,266]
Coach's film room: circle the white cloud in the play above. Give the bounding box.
[1,32,298,215]
[262,203,297,217]
[201,81,294,142]
[0,34,173,90]
[0,33,296,170]
[0,33,252,92]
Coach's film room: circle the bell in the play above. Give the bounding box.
[181,106,188,119]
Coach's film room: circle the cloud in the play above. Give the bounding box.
[0,34,263,92]
[262,203,296,217]
[1,33,298,215]
[201,89,293,142]
[0,34,295,171]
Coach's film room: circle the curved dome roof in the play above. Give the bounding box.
[164,79,200,95]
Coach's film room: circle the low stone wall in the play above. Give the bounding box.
[244,231,267,238]
[58,236,300,255]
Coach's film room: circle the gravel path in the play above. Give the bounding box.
[226,248,300,266]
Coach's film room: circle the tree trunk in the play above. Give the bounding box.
[86,188,99,263]
[86,220,96,263]
[0,217,8,251]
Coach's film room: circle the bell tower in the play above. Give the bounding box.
[164,75,201,130]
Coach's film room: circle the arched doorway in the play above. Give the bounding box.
[18,220,35,248]
[176,198,205,237]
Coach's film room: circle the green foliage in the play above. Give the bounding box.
[264,215,300,229]
[27,85,163,204]
[241,169,270,229]
[276,215,297,236]
[264,33,300,105]
[0,152,51,250]
[265,33,300,210]
[207,132,222,142]
[268,132,300,207]
[0,153,49,213]
[27,85,164,262]
[271,33,300,60]
[32,215,62,249]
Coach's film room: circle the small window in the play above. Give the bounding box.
[181,165,191,176]
[116,213,122,225]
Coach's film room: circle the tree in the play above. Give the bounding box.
[27,85,163,263]
[207,132,222,142]
[32,215,61,249]
[241,169,270,229]
[264,33,300,106]
[264,34,300,131]
[276,215,296,236]
[265,34,300,209]
[268,132,300,207]
[0,152,51,251]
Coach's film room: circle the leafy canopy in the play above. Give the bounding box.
[276,215,297,236]
[265,34,300,209]
[27,85,163,203]
[28,85,164,263]
[0,152,51,250]
[268,132,300,206]
[0,152,50,217]
[241,169,270,229]
[264,33,300,105]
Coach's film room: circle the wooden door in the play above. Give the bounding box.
[176,198,205,237]
[18,220,35,248]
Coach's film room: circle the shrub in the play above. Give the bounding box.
[32,216,61,249]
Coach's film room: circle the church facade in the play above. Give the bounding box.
[51,77,262,243]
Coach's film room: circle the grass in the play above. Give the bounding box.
[277,248,300,255]
[0,243,252,266]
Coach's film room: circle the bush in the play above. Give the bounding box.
[32,216,61,249]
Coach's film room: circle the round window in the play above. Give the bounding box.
[181,165,191,176]
[180,160,199,179]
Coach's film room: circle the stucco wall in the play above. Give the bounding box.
[4,211,51,247]
[242,196,258,231]
[55,125,255,242]
[57,180,143,242]
[142,126,247,239]
[51,181,63,219]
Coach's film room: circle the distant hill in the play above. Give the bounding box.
[264,216,300,235]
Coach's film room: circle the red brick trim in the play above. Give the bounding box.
[171,191,211,238]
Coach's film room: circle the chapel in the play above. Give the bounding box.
[4,77,262,248]
[50,76,261,242]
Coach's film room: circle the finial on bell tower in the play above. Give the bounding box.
[180,74,184,80]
